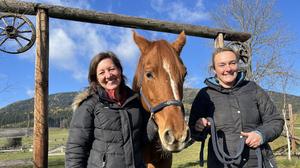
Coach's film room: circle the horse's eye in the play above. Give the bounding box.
[146,72,154,79]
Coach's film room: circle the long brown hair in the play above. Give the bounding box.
[88,51,127,92]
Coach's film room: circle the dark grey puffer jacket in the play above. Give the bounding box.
[189,73,284,168]
[65,86,146,168]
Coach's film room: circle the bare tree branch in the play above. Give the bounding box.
[0,81,9,93]
[0,76,12,97]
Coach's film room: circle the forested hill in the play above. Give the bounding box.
[0,92,77,128]
[0,88,299,128]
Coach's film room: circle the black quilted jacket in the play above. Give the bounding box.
[189,73,284,168]
[65,86,146,168]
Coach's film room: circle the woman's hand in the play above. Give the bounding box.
[195,118,210,131]
[241,131,262,148]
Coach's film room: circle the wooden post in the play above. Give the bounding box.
[288,104,296,155]
[33,8,49,168]
[214,33,224,48]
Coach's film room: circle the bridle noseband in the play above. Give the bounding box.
[139,86,184,118]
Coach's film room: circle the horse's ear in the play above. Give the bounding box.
[133,30,150,53]
[172,31,186,54]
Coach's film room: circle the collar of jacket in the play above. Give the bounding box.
[204,71,246,93]
[96,85,139,108]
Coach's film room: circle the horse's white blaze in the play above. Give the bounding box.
[163,59,179,100]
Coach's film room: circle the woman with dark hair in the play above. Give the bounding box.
[188,47,284,168]
[65,51,146,168]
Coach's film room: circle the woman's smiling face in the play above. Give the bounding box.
[213,51,239,88]
[96,58,122,91]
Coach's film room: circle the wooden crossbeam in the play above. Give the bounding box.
[0,0,251,42]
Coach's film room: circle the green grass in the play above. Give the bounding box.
[48,128,68,149]
[0,128,68,162]
[172,140,300,168]
[11,155,65,168]
[276,156,300,168]
[5,145,297,168]
[173,142,203,168]
[0,126,299,167]
[48,155,65,168]
[0,151,32,161]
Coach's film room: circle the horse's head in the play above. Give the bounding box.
[132,31,190,152]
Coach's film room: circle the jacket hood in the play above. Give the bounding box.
[204,71,246,93]
[72,85,138,112]
[72,89,91,112]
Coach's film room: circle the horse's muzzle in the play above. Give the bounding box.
[161,126,190,152]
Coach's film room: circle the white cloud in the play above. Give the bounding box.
[72,69,87,81]
[49,28,87,81]
[85,29,108,57]
[114,29,139,63]
[184,75,201,88]
[26,88,34,98]
[70,23,109,58]
[150,0,164,11]
[150,0,209,23]
[17,1,143,82]
[48,19,140,82]
[50,29,76,67]
[0,73,7,79]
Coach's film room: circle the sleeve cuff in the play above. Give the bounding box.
[254,130,264,145]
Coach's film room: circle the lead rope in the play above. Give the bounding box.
[199,139,205,167]
[199,117,262,168]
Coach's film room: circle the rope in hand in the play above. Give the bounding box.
[199,117,262,168]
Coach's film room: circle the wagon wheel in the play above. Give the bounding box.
[0,13,36,54]
[226,41,251,64]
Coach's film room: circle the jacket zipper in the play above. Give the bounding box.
[102,154,106,168]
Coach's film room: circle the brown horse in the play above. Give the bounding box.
[132,31,190,168]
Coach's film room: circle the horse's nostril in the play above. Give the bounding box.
[178,128,190,143]
[163,129,175,145]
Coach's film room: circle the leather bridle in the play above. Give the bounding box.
[139,86,184,118]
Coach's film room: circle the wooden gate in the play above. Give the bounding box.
[0,1,251,167]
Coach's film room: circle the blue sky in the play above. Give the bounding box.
[0,0,300,108]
